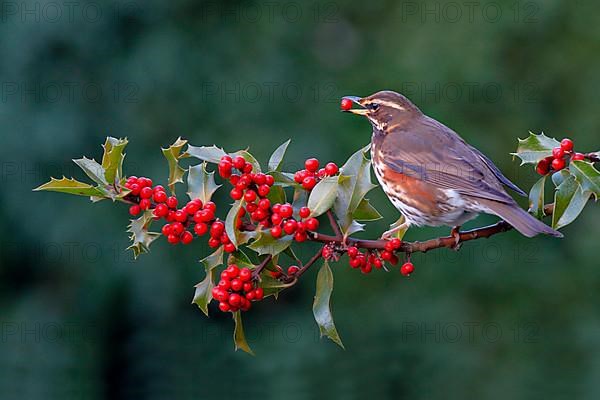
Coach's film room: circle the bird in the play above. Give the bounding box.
[342,90,562,241]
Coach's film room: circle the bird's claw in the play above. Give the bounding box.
[450,226,462,251]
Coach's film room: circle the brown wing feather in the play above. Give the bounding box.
[379,116,515,204]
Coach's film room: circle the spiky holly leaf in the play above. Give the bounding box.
[192,247,224,316]
[33,177,105,197]
[266,184,286,205]
[126,211,160,258]
[187,162,221,203]
[352,198,382,221]
[312,261,344,349]
[308,176,340,217]
[185,144,228,164]
[73,157,108,185]
[269,171,296,187]
[552,173,591,230]
[569,160,600,200]
[101,137,128,184]
[247,231,293,256]
[528,176,547,219]
[232,311,254,355]
[162,137,188,194]
[259,271,296,298]
[268,139,291,172]
[512,132,560,165]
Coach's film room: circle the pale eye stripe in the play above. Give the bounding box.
[366,100,405,111]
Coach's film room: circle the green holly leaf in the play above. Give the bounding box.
[512,132,560,165]
[192,247,224,316]
[352,198,382,221]
[73,157,108,185]
[126,211,161,259]
[187,162,221,203]
[247,231,293,256]
[185,144,228,163]
[312,261,344,349]
[266,184,286,205]
[269,171,296,187]
[268,139,291,171]
[387,215,408,240]
[528,176,547,219]
[259,271,296,298]
[307,176,340,217]
[334,145,377,234]
[569,160,600,199]
[225,201,255,248]
[232,311,254,355]
[232,149,262,173]
[33,177,105,197]
[552,173,591,229]
[162,137,188,194]
[101,137,128,184]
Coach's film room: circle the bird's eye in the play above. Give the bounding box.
[369,103,380,111]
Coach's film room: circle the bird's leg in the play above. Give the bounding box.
[450,226,462,251]
[382,221,410,239]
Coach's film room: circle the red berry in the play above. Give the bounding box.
[305,217,319,231]
[258,198,271,210]
[287,265,300,275]
[171,222,184,235]
[390,238,402,250]
[243,163,253,174]
[184,201,201,215]
[245,291,256,301]
[139,186,152,199]
[305,158,319,172]
[204,201,217,212]
[226,265,239,277]
[536,159,550,175]
[380,250,393,261]
[271,213,283,225]
[294,170,305,183]
[552,158,566,171]
[166,196,178,209]
[129,183,140,195]
[161,224,172,236]
[239,268,252,282]
[174,210,188,223]
[317,168,327,178]
[211,221,225,237]
[302,176,317,190]
[231,278,243,291]
[181,231,194,245]
[283,219,298,235]
[347,246,358,258]
[254,287,264,300]
[252,209,267,221]
[194,222,208,236]
[257,184,270,197]
[401,262,414,276]
[324,162,339,176]
[219,301,231,312]
[294,231,307,242]
[153,185,165,192]
[208,237,221,248]
[244,190,257,203]
[552,147,564,159]
[167,234,180,244]
[265,175,275,186]
[224,243,236,253]
[228,293,242,307]
[221,155,233,163]
[572,153,585,161]
[233,156,246,170]
[153,190,167,203]
[560,138,574,152]
[340,98,353,111]
[129,204,141,216]
[349,258,361,268]
[243,282,253,293]
[253,173,267,185]
[299,207,311,219]
[361,264,372,274]
[139,198,151,210]
[270,270,282,279]
[271,225,283,238]
[153,203,169,218]
[279,204,293,218]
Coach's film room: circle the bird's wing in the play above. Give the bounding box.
[380,116,515,204]
[467,145,527,197]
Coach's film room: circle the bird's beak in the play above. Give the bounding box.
[342,96,369,116]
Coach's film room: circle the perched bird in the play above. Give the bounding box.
[342,90,562,240]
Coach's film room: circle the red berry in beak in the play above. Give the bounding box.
[340,98,353,111]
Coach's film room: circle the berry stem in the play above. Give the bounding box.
[252,254,273,281]
[326,210,343,240]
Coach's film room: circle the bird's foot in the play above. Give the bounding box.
[450,226,462,251]
[382,222,410,239]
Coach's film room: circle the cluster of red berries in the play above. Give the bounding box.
[124,176,235,251]
[536,138,586,175]
[211,264,264,312]
[293,158,339,190]
[269,205,319,242]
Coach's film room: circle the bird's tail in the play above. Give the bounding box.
[477,199,563,238]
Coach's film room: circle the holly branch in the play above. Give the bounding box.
[34,133,599,353]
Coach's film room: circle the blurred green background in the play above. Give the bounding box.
[2,0,600,398]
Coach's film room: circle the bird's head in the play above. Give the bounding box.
[342,90,421,131]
